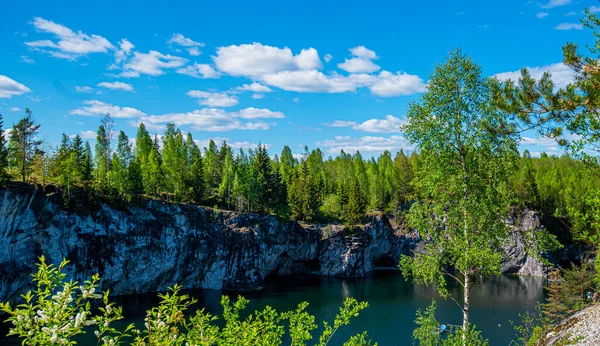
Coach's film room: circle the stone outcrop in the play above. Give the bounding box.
[0,186,548,302]
[544,304,600,345]
[501,209,548,277]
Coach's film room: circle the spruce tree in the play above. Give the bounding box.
[0,113,8,183]
[94,125,110,192]
[8,109,41,182]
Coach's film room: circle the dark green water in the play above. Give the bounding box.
[1,272,544,345]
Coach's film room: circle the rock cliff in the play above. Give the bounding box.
[0,186,546,302]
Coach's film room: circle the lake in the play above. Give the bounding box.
[0,272,545,345]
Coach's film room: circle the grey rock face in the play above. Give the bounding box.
[501,210,547,277]
[0,187,546,302]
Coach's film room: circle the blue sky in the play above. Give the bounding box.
[0,0,596,158]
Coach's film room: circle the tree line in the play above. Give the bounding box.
[0,110,598,234]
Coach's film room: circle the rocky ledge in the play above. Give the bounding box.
[545,304,600,345]
[0,186,547,302]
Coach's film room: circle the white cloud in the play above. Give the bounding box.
[294,48,322,70]
[176,63,220,79]
[114,38,134,64]
[195,137,271,150]
[139,107,284,132]
[20,55,35,64]
[292,97,300,103]
[70,100,146,118]
[324,54,333,63]
[10,107,21,112]
[338,57,380,73]
[79,130,97,139]
[25,17,113,60]
[186,90,239,107]
[338,46,380,73]
[75,86,94,93]
[235,107,284,119]
[591,6,600,13]
[213,42,321,78]
[349,46,378,59]
[0,75,32,98]
[317,135,412,153]
[252,93,264,99]
[97,81,134,92]
[236,82,272,93]
[121,50,187,77]
[494,62,574,88]
[168,33,204,56]
[540,0,570,9]
[327,115,404,133]
[262,70,357,93]
[369,71,427,97]
[565,11,577,16]
[187,47,201,56]
[555,23,583,30]
[537,12,549,18]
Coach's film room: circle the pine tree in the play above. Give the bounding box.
[94,125,110,192]
[279,145,295,186]
[161,123,187,201]
[218,151,235,209]
[8,109,41,182]
[203,140,220,203]
[0,113,8,183]
[186,136,204,203]
[82,141,93,187]
[344,177,366,225]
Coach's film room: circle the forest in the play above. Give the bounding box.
[0,109,598,244]
[1,6,600,346]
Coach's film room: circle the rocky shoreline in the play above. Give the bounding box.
[0,185,550,302]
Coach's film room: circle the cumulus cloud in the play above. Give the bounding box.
[369,71,427,97]
[327,115,405,133]
[252,93,264,99]
[213,43,321,78]
[97,81,134,92]
[168,33,204,56]
[79,130,97,139]
[75,86,94,93]
[114,39,134,64]
[25,17,113,60]
[195,137,271,150]
[70,100,146,118]
[324,54,333,63]
[338,57,380,73]
[262,70,357,93]
[338,46,380,73]
[186,90,239,107]
[494,62,574,89]
[20,55,35,64]
[537,12,549,18]
[317,135,413,153]
[555,23,583,30]
[10,107,21,112]
[212,42,424,97]
[176,63,219,79]
[236,82,272,93]
[540,0,571,9]
[139,107,284,132]
[0,75,32,98]
[121,50,187,77]
[349,46,378,59]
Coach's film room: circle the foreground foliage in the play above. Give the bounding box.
[0,257,376,346]
[412,301,488,346]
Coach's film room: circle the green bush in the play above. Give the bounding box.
[1,257,376,346]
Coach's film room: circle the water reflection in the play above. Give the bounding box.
[0,273,544,346]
